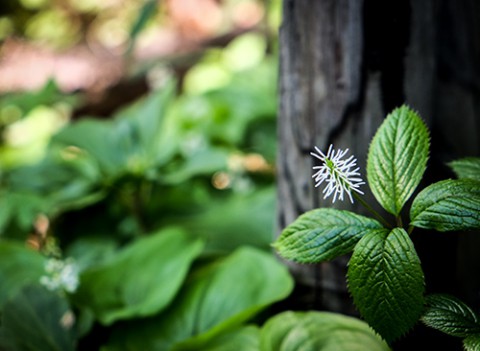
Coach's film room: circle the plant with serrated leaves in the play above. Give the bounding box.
[273,105,480,344]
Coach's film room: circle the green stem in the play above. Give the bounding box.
[396,215,403,228]
[353,192,393,228]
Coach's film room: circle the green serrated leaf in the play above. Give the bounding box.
[347,228,425,343]
[367,105,430,215]
[260,311,391,351]
[410,179,480,231]
[448,157,480,181]
[273,208,385,264]
[464,335,480,351]
[421,294,480,337]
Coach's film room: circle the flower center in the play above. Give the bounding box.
[325,158,335,170]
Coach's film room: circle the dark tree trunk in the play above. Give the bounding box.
[278,0,480,348]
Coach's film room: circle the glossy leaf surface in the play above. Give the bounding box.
[348,228,425,342]
[274,208,384,263]
[410,179,480,231]
[422,294,480,337]
[367,105,429,215]
[464,335,480,351]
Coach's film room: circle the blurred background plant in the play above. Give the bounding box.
[0,1,390,350]
[0,0,288,349]
[0,0,280,245]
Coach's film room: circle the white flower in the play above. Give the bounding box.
[40,258,79,293]
[310,144,365,203]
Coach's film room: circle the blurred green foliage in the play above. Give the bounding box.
[0,2,386,349]
[0,0,283,49]
[0,0,156,47]
[0,27,291,348]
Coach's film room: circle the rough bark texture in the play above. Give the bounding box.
[278,0,480,348]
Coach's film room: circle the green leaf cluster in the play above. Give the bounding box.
[106,247,293,350]
[0,57,277,245]
[0,239,293,350]
[73,228,204,325]
[0,243,74,350]
[0,230,383,350]
[0,47,285,350]
[274,105,480,343]
[105,310,389,351]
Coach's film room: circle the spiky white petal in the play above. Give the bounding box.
[310,145,365,203]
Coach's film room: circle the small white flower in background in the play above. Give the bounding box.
[311,144,365,203]
[40,258,79,293]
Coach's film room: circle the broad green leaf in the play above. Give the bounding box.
[0,79,78,118]
[53,85,176,179]
[74,228,204,325]
[0,242,46,305]
[410,179,480,231]
[449,157,480,180]
[273,208,385,263]
[173,326,260,351]
[367,105,430,215]
[7,148,104,215]
[162,148,229,184]
[0,192,47,236]
[175,187,276,253]
[421,294,480,337]
[106,247,293,350]
[347,228,425,342]
[260,311,390,351]
[116,80,177,168]
[0,103,71,168]
[65,237,118,271]
[53,119,123,177]
[103,327,260,351]
[0,285,76,351]
[222,33,266,72]
[176,59,276,146]
[464,335,480,351]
